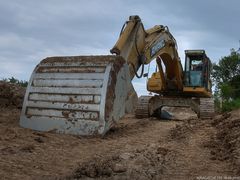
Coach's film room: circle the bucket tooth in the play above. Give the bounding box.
[20,55,136,136]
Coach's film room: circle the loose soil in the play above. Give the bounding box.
[0,82,239,180]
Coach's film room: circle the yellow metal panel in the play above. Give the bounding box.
[147,72,163,92]
[183,87,212,97]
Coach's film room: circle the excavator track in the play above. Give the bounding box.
[199,98,215,119]
[135,96,151,118]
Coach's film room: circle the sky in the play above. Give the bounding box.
[0,0,239,96]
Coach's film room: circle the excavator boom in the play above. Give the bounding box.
[111,16,183,89]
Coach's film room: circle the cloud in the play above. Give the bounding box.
[0,0,239,96]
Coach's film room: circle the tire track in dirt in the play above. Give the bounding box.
[0,111,178,180]
[68,117,236,180]
[0,103,238,179]
[161,120,234,179]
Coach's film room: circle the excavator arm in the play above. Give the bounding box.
[111,15,183,91]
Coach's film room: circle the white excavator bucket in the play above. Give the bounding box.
[20,55,137,136]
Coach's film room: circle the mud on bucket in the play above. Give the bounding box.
[20,55,137,136]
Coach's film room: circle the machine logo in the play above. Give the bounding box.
[150,39,165,57]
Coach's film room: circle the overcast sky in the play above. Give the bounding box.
[0,0,239,95]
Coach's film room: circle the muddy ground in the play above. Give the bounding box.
[0,81,240,180]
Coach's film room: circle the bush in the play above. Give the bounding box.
[1,77,28,87]
[222,98,240,112]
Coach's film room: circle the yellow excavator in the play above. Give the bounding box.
[20,15,214,136]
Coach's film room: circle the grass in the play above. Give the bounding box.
[222,98,240,112]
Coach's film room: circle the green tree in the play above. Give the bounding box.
[2,77,28,87]
[212,49,240,111]
[212,50,240,84]
[8,76,19,84]
[230,75,240,98]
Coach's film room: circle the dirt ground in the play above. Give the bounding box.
[0,82,240,180]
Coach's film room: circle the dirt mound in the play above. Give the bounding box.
[0,90,239,179]
[169,118,199,140]
[208,109,240,174]
[0,106,178,180]
[0,81,25,108]
[68,144,174,179]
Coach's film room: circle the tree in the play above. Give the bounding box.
[2,77,28,87]
[212,49,240,111]
[212,50,240,85]
[230,75,240,98]
[8,77,18,84]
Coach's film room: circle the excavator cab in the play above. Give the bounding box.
[183,50,212,97]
